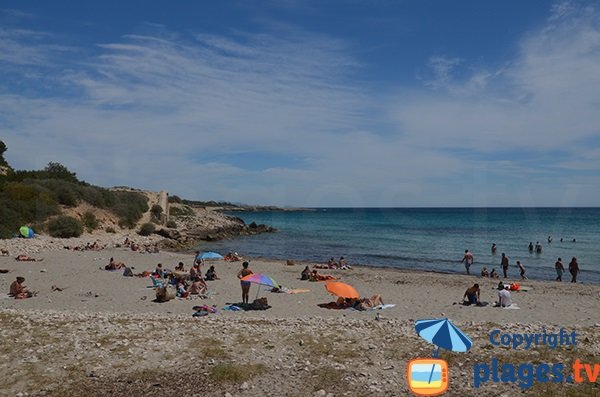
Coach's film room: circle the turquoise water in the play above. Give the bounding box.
[200,208,600,283]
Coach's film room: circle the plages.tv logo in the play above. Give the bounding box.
[407,318,473,396]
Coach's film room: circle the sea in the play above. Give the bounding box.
[199,208,600,283]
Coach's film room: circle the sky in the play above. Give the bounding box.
[1,1,599,207]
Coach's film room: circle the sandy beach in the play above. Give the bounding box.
[1,235,600,396]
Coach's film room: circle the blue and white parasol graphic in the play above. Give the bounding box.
[415,318,472,356]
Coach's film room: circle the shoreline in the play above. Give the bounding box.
[1,236,599,326]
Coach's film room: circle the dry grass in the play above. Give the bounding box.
[209,363,267,383]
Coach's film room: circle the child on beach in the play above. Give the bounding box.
[205,265,219,281]
[481,267,489,277]
[301,266,310,280]
[555,258,564,282]
[490,268,499,279]
[517,261,527,280]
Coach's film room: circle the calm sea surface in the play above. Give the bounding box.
[199,208,600,283]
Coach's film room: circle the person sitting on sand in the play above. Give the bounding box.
[16,254,43,262]
[301,266,311,280]
[495,282,513,307]
[352,294,384,311]
[481,267,489,277]
[9,276,34,299]
[153,263,164,278]
[490,268,499,279]
[205,265,219,281]
[189,263,200,280]
[175,262,185,272]
[309,269,336,282]
[188,277,208,295]
[338,256,351,270]
[463,284,481,305]
[105,257,125,271]
[176,280,189,298]
[327,257,337,269]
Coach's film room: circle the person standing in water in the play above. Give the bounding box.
[461,249,474,275]
[568,257,580,283]
[501,253,510,278]
[555,257,565,282]
[491,244,497,254]
[237,261,253,304]
[517,261,527,280]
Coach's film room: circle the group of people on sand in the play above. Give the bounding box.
[63,240,106,251]
[223,252,242,262]
[335,294,384,310]
[462,246,581,283]
[118,237,160,254]
[462,282,514,308]
[314,257,351,270]
[153,260,221,298]
[301,267,337,282]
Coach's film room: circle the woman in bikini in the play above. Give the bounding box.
[237,261,253,304]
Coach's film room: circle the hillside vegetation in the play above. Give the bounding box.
[0,141,149,239]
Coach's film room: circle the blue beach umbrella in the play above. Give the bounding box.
[196,252,224,260]
[415,318,472,385]
[415,318,472,355]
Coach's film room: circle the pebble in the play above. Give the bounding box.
[240,382,249,390]
[315,390,326,397]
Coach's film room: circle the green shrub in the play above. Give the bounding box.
[105,226,116,233]
[48,215,83,238]
[82,211,99,232]
[169,205,194,217]
[112,191,148,228]
[168,195,182,203]
[138,222,155,236]
[166,220,177,228]
[151,204,163,217]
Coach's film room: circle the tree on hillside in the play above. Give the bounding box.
[44,162,78,182]
[0,140,9,167]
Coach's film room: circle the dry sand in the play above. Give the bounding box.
[1,235,600,396]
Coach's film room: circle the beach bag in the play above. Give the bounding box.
[123,267,133,277]
[251,297,270,310]
[509,283,520,291]
[155,286,176,302]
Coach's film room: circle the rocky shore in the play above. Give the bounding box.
[156,205,276,250]
[2,309,599,397]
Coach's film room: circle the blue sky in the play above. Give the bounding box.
[1,1,599,206]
